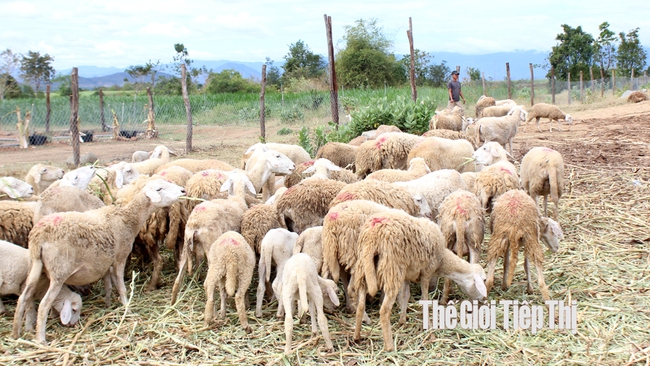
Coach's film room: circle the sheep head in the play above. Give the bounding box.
[0,177,34,199]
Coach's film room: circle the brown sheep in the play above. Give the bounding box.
[328,179,421,217]
[627,91,648,103]
[315,142,358,171]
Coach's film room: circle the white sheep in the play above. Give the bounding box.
[130,145,173,175]
[12,179,186,344]
[352,209,487,351]
[430,106,464,131]
[0,177,34,200]
[284,160,358,188]
[480,105,514,118]
[38,185,105,218]
[329,179,428,218]
[394,169,468,220]
[156,158,235,174]
[523,103,573,132]
[24,164,65,195]
[354,132,423,178]
[365,157,431,183]
[244,148,297,201]
[203,231,256,333]
[88,162,140,204]
[0,240,82,331]
[255,228,298,318]
[46,165,97,191]
[475,106,528,154]
[131,150,151,163]
[485,189,563,300]
[520,147,565,220]
[242,143,311,170]
[407,136,476,173]
[275,253,340,354]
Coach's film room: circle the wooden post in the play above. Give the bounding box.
[612,68,616,96]
[145,87,157,138]
[407,17,417,102]
[260,64,267,142]
[579,70,584,101]
[567,72,571,105]
[589,67,595,93]
[99,89,107,132]
[600,68,605,97]
[46,85,51,133]
[481,72,486,96]
[506,62,512,99]
[529,63,535,106]
[181,64,193,153]
[551,67,556,104]
[70,67,80,167]
[324,14,339,128]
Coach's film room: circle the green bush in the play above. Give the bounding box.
[347,95,436,136]
[277,127,293,135]
[280,106,305,124]
[237,106,270,122]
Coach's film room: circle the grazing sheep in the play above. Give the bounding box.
[156,158,235,174]
[475,95,496,118]
[395,169,468,220]
[130,145,173,175]
[407,136,476,173]
[475,106,528,154]
[627,91,648,103]
[430,106,464,131]
[284,160,357,188]
[0,240,82,331]
[275,253,339,354]
[244,148,297,201]
[242,143,311,171]
[485,190,562,300]
[293,226,324,271]
[366,157,431,183]
[24,164,65,195]
[315,142,358,171]
[354,132,423,178]
[241,189,288,255]
[522,103,573,132]
[255,228,298,318]
[171,170,254,305]
[276,178,347,234]
[88,162,140,204]
[352,210,487,351]
[0,177,34,200]
[12,179,186,344]
[203,231,255,333]
[437,190,485,303]
[0,201,41,247]
[422,126,479,149]
[480,105,514,118]
[461,172,478,193]
[329,179,423,217]
[520,147,565,220]
[473,162,519,211]
[472,141,511,167]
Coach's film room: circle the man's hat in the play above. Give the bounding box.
[451,70,459,75]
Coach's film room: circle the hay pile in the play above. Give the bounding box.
[1,165,649,365]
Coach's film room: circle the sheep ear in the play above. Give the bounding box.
[327,162,341,171]
[60,299,72,325]
[245,180,256,195]
[303,166,316,174]
[114,170,124,189]
[474,273,488,298]
[220,178,233,193]
[145,188,162,203]
[32,170,42,183]
[319,278,340,306]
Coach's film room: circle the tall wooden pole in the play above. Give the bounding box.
[99,89,107,132]
[324,14,339,127]
[407,17,417,102]
[70,67,80,167]
[181,64,193,153]
[506,62,512,99]
[631,69,635,90]
[529,63,535,106]
[260,64,267,142]
[45,84,51,133]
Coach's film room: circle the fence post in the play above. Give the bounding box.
[260,64,267,142]
[324,14,339,128]
[70,67,80,167]
[566,72,571,105]
[407,17,417,102]
[529,63,535,106]
[506,62,511,99]
[551,67,555,104]
[181,64,193,153]
[99,89,107,132]
[580,70,584,102]
[46,85,51,134]
[589,67,595,94]
[481,72,486,96]
[600,68,605,98]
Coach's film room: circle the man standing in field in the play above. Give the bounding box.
[447,70,466,110]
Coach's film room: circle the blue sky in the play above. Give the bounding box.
[1,0,648,71]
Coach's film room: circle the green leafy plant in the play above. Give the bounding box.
[280,105,305,123]
[298,126,313,156]
[277,127,293,135]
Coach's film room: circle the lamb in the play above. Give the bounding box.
[38,185,105,218]
[131,150,151,163]
[65,152,98,168]
[24,164,65,195]
[394,169,468,220]
[0,177,34,200]
[0,240,82,331]
[475,95,496,118]
[429,106,464,131]
[293,226,324,271]
[437,190,485,303]
[0,201,42,247]
[407,136,476,173]
[284,160,358,188]
[523,103,573,132]
[171,170,255,305]
[365,157,431,183]
[485,189,563,300]
[475,106,528,154]
[352,210,487,351]
[275,253,339,354]
[520,147,565,220]
[12,179,186,344]
[329,179,425,217]
[255,228,298,318]
[315,142,358,171]
[242,143,311,169]
[276,178,347,234]
[130,145,173,175]
[203,231,255,333]
[88,162,140,204]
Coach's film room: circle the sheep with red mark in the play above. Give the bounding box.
[473,163,520,212]
[240,187,288,255]
[204,231,256,333]
[354,132,423,178]
[520,147,565,220]
[329,179,426,218]
[394,169,468,220]
[366,157,431,183]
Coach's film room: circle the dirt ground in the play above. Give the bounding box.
[1,100,649,178]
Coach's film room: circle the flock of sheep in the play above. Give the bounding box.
[0,95,571,353]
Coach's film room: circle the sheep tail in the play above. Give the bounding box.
[548,163,560,205]
[297,272,309,318]
[454,217,465,258]
[362,241,379,297]
[225,253,238,297]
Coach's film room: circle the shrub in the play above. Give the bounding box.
[280,106,304,124]
[347,95,436,136]
[277,127,293,135]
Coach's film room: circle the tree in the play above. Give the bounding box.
[0,73,21,98]
[204,69,258,94]
[52,73,72,97]
[428,60,451,87]
[170,43,205,90]
[20,51,55,95]
[154,75,182,95]
[466,67,481,82]
[616,28,647,77]
[1,49,21,100]
[125,63,153,96]
[265,57,282,90]
[282,40,325,81]
[336,18,405,88]
[594,22,617,76]
[546,24,595,81]
[399,49,432,86]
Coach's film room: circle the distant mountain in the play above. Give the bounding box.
[425,50,550,80]
[59,66,125,78]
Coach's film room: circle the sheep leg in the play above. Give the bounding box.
[341,270,354,313]
[35,280,64,345]
[308,298,318,336]
[255,260,267,317]
[379,288,398,352]
[203,269,217,325]
[441,278,453,305]
[24,301,37,332]
[398,281,410,325]
[534,260,551,301]
[103,271,113,308]
[12,256,43,339]
[145,244,163,292]
[524,257,534,294]
[353,285,367,342]
[314,297,334,352]
[535,117,542,132]
[235,289,251,334]
[112,259,130,307]
[0,298,4,315]
[485,257,497,294]
[171,243,191,305]
[219,282,228,319]
[503,243,519,291]
[283,293,294,354]
[543,195,549,218]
